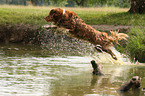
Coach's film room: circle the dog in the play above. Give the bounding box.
[118,76,141,91]
[45,8,128,60]
[91,60,104,75]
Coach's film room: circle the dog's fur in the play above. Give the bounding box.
[45,8,128,60]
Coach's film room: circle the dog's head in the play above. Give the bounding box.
[45,8,66,22]
[131,76,141,88]
[45,8,80,24]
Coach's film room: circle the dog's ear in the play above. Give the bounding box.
[68,11,80,19]
[62,11,73,19]
[50,8,62,18]
[56,8,62,11]
[49,9,57,17]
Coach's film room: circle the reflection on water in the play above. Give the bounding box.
[0,44,145,96]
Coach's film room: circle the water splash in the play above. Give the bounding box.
[91,46,132,65]
[41,26,132,65]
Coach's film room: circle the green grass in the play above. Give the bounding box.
[0,6,49,25]
[116,27,145,63]
[126,28,145,63]
[0,5,145,26]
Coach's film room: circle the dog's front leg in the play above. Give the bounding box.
[94,45,103,52]
[102,47,117,60]
[94,45,117,60]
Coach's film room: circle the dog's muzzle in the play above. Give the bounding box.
[44,15,53,22]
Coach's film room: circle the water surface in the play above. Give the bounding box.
[0,44,145,96]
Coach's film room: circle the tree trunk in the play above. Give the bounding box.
[35,0,38,6]
[42,0,44,5]
[129,0,145,14]
[74,0,85,7]
[24,0,27,6]
[11,0,14,4]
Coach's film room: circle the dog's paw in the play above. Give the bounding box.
[112,55,117,60]
[94,45,103,52]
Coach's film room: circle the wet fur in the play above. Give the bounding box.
[45,8,128,60]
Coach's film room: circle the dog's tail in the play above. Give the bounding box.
[108,30,129,45]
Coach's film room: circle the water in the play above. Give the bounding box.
[0,43,145,96]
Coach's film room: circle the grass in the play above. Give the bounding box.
[116,27,145,63]
[0,5,49,25]
[126,28,145,63]
[0,5,145,26]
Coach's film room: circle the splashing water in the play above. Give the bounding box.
[41,26,133,65]
[91,46,132,65]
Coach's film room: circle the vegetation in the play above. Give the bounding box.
[116,27,145,63]
[1,0,144,14]
[0,0,131,8]
[126,28,145,63]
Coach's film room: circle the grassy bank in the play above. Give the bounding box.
[126,28,145,63]
[116,27,145,63]
[0,5,145,26]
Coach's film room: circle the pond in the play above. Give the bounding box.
[0,43,145,96]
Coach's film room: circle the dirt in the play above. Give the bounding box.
[91,25,131,33]
[0,24,40,44]
[0,24,133,44]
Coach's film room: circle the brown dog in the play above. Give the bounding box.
[118,76,141,91]
[91,60,104,75]
[45,8,128,60]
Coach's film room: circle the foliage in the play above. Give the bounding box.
[126,28,145,63]
[116,27,145,63]
[0,0,131,8]
[0,0,27,5]
[48,0,130,7]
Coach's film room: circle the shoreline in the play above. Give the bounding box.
[0,24,132,44]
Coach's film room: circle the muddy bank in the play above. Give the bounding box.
[0,24,41,44]
[91,25,131,33]
[0,24,131,45]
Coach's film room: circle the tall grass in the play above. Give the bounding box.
[117,27,145,63]
[126,27,145,63]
